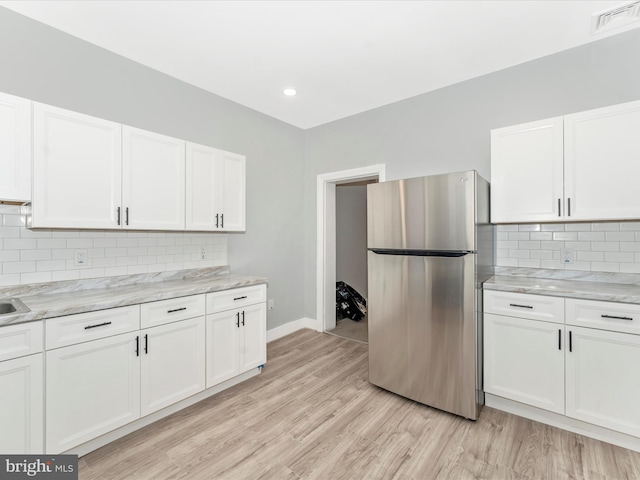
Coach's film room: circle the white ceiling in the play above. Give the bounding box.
[1,1,638,129]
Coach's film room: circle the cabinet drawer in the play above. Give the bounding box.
[566,298,640,335]
[0,321,43,362]
[140,294,205,329]
[206,284,267,313]
[484,290,564,323]
[46,306,140,350]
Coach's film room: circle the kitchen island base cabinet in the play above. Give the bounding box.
[0,353,43,454]
[46,332,141,454]
[140,317,206,417]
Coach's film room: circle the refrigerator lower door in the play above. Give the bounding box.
[368,251,479,419]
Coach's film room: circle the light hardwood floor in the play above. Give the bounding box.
[79,329,640,479]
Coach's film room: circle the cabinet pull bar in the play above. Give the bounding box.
[558,198,561,217]
[601,314,633,321]
[221,213,224,229]
[236,312,240,328]
[135,335,139,357]
[569,331,572,352]
[509,303,533,309]
[167,307,187,313]
[117,207,121,226]
[215,214,219,228]
[144,334,148,354]
[234,296,248,301]
[242,310,245,326]
[567,198,571,217]
[84,321,112,330]
[558,329,561,350]
[125,207,129,226]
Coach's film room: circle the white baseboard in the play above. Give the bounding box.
[485,393,640,453]
[267,317,320,342]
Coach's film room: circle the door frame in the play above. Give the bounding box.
[316,164,386,332]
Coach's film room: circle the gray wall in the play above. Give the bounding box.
[302,29,640,319]
[336,185,368,297]
[0,7,306,330]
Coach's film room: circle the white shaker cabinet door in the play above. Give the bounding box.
[0,353,44,454]
[564,100,640,221]
[140,317,205,417]
[0,92,31,202]
[205,310,241,387]
[32,103,122,229]
[490,117,564,223]
[219,150,246,232]
[565,326,640,438]
[186,142,223,231]
[46,332,141,454]
[122,126,185,230]
[484,313,565,414]
[238,302,267,373]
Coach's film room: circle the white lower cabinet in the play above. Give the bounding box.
[485,290,640,441]
[484,313,564,414]
[565,326,640,438]
[140,317,205,416]
[46,332,141,453]
[0,353,44,454]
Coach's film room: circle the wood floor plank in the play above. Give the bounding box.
[78,329,640,480]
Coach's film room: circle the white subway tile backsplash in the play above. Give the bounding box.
[0,205,228,287]
[497,220,640,274]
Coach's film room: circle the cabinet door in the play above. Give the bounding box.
[122,126,185,230]
[205,310,240,387]
[140,317,205,416]
[564,100,640,221]
[484,313,564,414]
[0,92,31,202]
[32,103,122,229]
[186,142,223,231]
[490,117,564,223]
[566,326,640,437]
[46,332,140,453]
[239,302,267,372]
[0,353,43,454]
[219,150,246,231]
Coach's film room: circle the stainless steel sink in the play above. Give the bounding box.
[0,298,30,315]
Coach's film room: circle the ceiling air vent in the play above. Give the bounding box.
[591,1,640,35]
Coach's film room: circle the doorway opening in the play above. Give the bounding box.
[316,165,385,337]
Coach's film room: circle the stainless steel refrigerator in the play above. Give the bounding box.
[367,170,494,420]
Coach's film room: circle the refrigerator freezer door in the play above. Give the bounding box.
[368,250,478,419]
[367,171,476,252]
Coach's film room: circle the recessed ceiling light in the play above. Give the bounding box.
[283,88,297,96]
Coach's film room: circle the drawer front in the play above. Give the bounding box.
[206,284,267,313]
[46,306,140,350]
[484,290,564,323]
[0,321,43,362]
[566,298,640,335]
[140,294,205,329]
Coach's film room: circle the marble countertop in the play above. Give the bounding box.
[485,272,640,304]
[0,267,267,327]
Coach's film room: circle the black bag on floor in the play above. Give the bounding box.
[336,281,367,321]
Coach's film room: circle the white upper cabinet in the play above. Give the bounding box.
[0,92,31,202]
[491,117,564,223]
[564,101,640,221]
[32,103,122,229]
[186,142,246,231]
[491,99,640,223]
[122,127,185,230]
